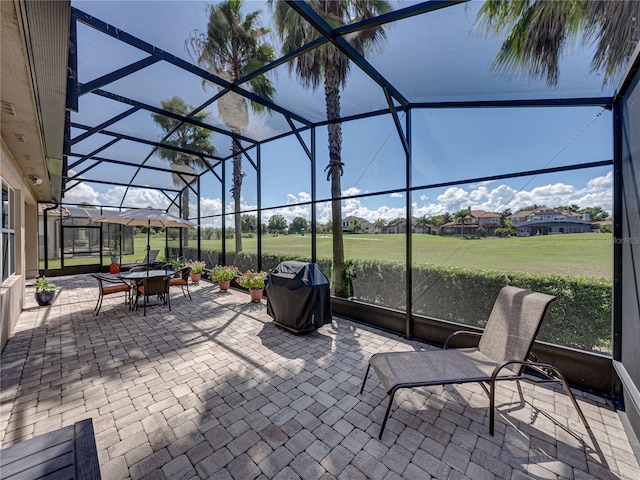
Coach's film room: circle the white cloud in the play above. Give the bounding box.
[64,170,612,228]
[62,180,101,205]
[103,187,171,209]
[512,183,577,210]
[587,171,613,188]
[390,193,403,198]
[437,187,469,212]
[197,197,222,217]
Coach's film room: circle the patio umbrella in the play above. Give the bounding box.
[93,207,196,269]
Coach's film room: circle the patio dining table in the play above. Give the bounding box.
[117,269,175,281]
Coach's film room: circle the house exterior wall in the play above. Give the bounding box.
[516,222,592,236]
[0,139,38,352]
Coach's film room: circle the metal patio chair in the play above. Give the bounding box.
[91,274,131,315]
[170,266,192,300]
[361,285,590,439]
[134,275,171,316]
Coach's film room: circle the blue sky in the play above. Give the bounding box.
[66,1,617,223]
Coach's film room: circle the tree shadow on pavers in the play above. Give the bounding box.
[361,371,619,480]
[2,275,629,479]
[256,321,334,360]
[489,384,616,473]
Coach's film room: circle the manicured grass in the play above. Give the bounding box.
[42,232,612,279]
[265,232,612,278]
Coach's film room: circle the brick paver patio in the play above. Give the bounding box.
[1,275,639,479]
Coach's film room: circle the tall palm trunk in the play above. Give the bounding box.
[325,58,346,297]
[174,154,190,247]
[181,188,189,246]
[231,136,243,252]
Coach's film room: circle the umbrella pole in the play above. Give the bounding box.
[146,221,151,271]
[145,221,150,313]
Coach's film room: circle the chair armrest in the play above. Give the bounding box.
[444,330,482,349]
[92,274,127,285]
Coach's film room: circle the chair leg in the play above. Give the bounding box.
[360,364,371,394]
[544,365,590,430]
[490,378,496,436]
[379,390,397,440]
[94,292,103,316]
[185,283,191,300]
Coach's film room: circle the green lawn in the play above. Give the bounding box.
[42,232,612,279]
[264,232,612,278]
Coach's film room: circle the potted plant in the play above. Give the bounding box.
[109,231,122,273]
[209,265,240,291]
[161,255,186,272]
[188,260,206,283]
[34,276,57,306]
[237,270,269,302]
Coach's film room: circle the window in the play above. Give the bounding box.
[1,180,15,282]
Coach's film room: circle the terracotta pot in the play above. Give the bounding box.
[218,280,231,291]
[250,288,264,303]
[109,262,120,274]
[190,273,201,283]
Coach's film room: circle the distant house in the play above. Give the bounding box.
[440,209,502,236]
[342,215,373,233]
[591,220,612,232]
[412,216,439,235]
[508,207,592,236]
[384,218,407,234]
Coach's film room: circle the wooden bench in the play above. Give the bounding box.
[0,418,101,479]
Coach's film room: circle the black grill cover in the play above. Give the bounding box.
[266,261,332,333]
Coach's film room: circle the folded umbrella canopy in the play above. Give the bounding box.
[93,207,196,269]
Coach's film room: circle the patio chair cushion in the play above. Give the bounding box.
[102,284,130,295]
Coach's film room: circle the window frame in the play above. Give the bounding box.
[1,178,16,282]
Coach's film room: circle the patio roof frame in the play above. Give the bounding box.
[51,1,640,407]
[63,1,617,202]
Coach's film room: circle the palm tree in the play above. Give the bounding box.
[151,97,215,245]
[475,1,640,86]
[373,218,387,233]
[187,0,275,253]
[270,0,392,297]
[414,214,430,233]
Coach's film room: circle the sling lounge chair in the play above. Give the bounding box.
[120,249,160,271]
[361,285,590,439]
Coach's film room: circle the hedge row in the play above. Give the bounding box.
[192,248,612,352]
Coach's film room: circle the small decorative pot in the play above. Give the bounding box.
[190,273,202,284]
[218,280,231,291]
[110,263,120,274]
[35,291,55,306]
[250,288,264,303]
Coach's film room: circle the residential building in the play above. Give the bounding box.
[441,209,502,236]
[508,207,592,236]
[342,216,373,233]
